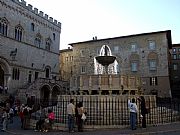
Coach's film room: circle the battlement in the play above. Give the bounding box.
[11,0,61,27]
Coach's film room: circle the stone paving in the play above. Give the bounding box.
[1,116,180,135]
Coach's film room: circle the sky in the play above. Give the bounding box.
[25,0,180,50]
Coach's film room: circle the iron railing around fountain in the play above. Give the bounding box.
[31,97,180,129]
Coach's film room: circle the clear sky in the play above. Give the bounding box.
[25,0,180,50]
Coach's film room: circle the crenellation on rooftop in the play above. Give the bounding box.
[27,4,32,10]
[9,0,61,27]
[58,22,61,26]
[33,8,38,14]
[39,11,44,17]
[49,17,53,22]
[44,14,48,19]
[20,0,26,6]
[54,19,57,24]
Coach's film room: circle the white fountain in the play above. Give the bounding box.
[94,45,118,74]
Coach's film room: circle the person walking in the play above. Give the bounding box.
[138,96,148,128]
[128,98,138,130]
[67,99,75,133]
[77,101,86,132]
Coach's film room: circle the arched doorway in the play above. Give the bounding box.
[40,85,50,107]
[51,85,61,105]
[0,65,4,93]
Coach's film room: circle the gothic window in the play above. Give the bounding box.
[31,23,35,31]
[28,71,32,83]
[35,72,39,80]
[34,33,42,47]
[45,38,52,51]
[45,66,51,78]
[15,25,23,41]
[53,33,56,40]
[0,17,8,36]
[12,68,20,80]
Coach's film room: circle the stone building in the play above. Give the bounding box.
[170,44,180,98]
[60,30,172,98]
[0,0,67,101]
[59,47,73,82]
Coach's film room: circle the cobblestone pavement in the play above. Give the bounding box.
[1,116,180,135]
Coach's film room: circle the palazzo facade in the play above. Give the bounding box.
[60,30,172,98]
[0,0,67,102]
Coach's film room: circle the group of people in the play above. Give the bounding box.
[1,96,148,132]
[128,96,149,130]
[67,99,86,133]
[67,97,148,133]
[19,104,33,130]
[1,95,18,131]
[0,85,8,94]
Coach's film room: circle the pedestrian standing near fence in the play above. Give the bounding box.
[9,107,14,123]
[67,99,75,133]
[77,101,86,132]
[128,98,138,130]
[138,96,148,128]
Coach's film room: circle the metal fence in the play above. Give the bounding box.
[31,96,180,129]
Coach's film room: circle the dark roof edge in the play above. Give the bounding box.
[69,30,172,46]
[59,48,73,53]
[172,44,180,47]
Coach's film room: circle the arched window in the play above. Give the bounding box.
[15,25,23,41]
[0,17,8,36]
[45,38,52,51]
[31,23,35,31]
[45,66,51,78]
[53,33,55,40]
[34,33,42,47]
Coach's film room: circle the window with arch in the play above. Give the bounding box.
[0,17,8,36]
[45,66,51,78]
[31,23,35,31]
[15,25,23,41]
[53,33,56,40]
[34,33,42,47]
[45,38,52,51]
